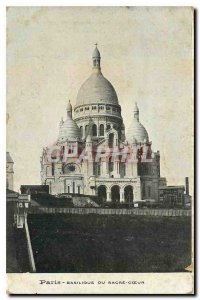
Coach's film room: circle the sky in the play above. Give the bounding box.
[7,6,194,194]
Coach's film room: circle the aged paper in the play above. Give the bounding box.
[6,6,194,294]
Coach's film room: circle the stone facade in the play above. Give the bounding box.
[40,46,167,202]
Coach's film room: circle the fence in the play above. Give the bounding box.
[29,207,191,217]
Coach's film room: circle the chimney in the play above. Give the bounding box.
[185,177,189,195]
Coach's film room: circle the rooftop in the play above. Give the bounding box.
[159,186,185,190]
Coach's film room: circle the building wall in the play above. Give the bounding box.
[159,187,185,207]
[74,103,123,141]
[41,138,164,202]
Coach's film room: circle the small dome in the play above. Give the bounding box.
[58,113,81,143]
[126,119,149,143]
[76,72,119,106]
[126,103,149,143]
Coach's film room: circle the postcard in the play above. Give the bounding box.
[6,6,194,294]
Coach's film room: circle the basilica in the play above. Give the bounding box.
[40,46,167,203]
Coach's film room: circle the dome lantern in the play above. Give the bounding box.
[66,100,72,118]
[92,43,101,70]
[134,102,139,121]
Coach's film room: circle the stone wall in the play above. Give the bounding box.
[30,207,191,217]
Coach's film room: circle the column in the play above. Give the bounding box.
[106,188,111,202]
[113,161,120,178]
[120,187,124,203]
[101,160,109,178]
[132,187,134,202]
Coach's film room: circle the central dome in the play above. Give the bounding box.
[76,72,119,106]
[76,46,119,107]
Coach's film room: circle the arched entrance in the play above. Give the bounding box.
[124,185,133,203]
[97,185,107,203]
[111,185,120,203]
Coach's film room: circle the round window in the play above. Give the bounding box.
[63,164,76,174]
[68,165,75,172]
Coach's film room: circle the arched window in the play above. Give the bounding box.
[97,185,107,203]
[109,133,114,147]
[92,124,97,136]
[99,124,104,136]
[93,161,101,176]
[80,126,83,137]
[85,125,89,136]
[111,185,120,203]
[124,186,133,203]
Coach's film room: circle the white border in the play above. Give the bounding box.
[1,0,198,299]
[1,0,200,6]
